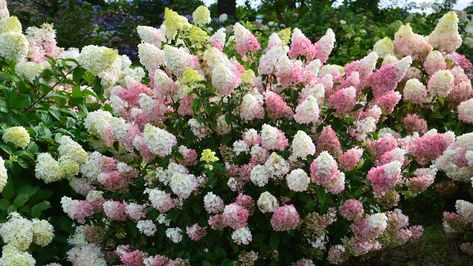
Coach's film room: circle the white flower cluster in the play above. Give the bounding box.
[353,117,377,141]
[436,132,473,182]
[137,220,157,236]
[35,136,88,183]
[146,188,174,213]
[0,245,35,266]
[163,45,190,77]
[67,226,88,247]
[0,212,53,251]
[456,200,473,223]
[294,95,320,124]
[188,118,211,139]
[250,164,269,187]
[77,45,122,89]
[0,0,9,18]
[80,151,103,181]
[257,191,278,213]
[15,61,45,82]
[366,213,388,233]
[240,92,264,121]
[233,140,249,155]
[166,227,183,243]
[143,124,177,157]
[192,6,211,26]
[118,55,145,87]
[35,153,64,183]
[138,42,164,73]
[290,130,316,161]
[137,26,166,48]
[84,110,114,136]
[169,171,198,199]
[203,192,224,214]
[286,169,310,192]
[231,226,252,245]
[264,152,290,179]
[0,156,7,193]
[58,136,88,164]
[67,244,107,266]
[0,18,28,61]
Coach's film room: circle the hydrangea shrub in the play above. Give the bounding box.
[1,2,473,265]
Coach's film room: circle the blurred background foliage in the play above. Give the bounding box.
[7,0,473,63]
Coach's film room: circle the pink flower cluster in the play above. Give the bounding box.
[270,205,300,231]
[288,28,335,63]
[310,152,345,194]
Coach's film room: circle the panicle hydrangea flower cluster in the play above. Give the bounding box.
[2,126,30,149]
[0,212,54,265]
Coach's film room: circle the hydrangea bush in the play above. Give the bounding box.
[1,1,473,265]
[0,1,110,263]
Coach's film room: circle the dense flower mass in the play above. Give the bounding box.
[0,2,473,265]
[2,126,30,149]
[0,212,54,264]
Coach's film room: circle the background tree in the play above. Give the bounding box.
[217,0,236,17]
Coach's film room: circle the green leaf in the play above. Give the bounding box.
[92,81,104,99]
[215,246,226,259]
[13,186,39,208]
[13,193,32,208]
[2,180,15,200]
[73,67,86,83]
[0,144,12,155]
[192,98,202,113]
[49,108,62,121]
[7,205,17,213]
[13,95,31,110]
[18,185,39,197]
[222,259,233,266]
[66,117,76,129]
[0,199,10,211]
[72,85,82,98]
[26,142,38,155]
[270,233,280,250]
[83,71,95,84]
[16,159,30,169]
[31,201,51,218]
[317,190,327,205]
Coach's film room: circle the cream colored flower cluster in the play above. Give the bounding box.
[35,136,88,183]
[2,126,30,149]
[0,16,28,62]
[0,156,7,193]
[0,212,54,265]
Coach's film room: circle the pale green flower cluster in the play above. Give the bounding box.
[0,213,54,266]
[77,45,122,90]
[0,16,21,33]
[15,61,45,82]
[2,126,30,149]
[192,5,211,26]
[35,136,88,183]
[0,245,35,266]
[0,15,28,61]
[163,7,190,39]
[0,31,28,62]
[0,212,53,250]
